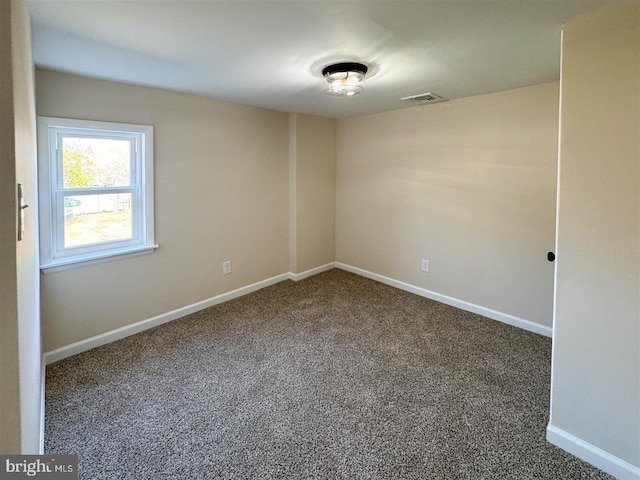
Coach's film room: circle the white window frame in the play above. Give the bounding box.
[37,116,157,273]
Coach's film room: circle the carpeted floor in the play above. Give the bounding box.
[45,269,613,479]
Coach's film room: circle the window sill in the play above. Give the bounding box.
[40,244,159,274]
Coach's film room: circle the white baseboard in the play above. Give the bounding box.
[44,264,338,365]
[44,261,632,480]
[288,262,336,281]
[547,423,640,479]
[44,272,291,365]
[44,261,551,364]
[335,262,552,338]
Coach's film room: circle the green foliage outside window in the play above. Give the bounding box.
[63,149,96,188]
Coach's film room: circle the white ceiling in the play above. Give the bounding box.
[28,0,609,119]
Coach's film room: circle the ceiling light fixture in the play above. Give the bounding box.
[322,62,368,96]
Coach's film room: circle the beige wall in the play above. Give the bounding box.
[549,3,639,470]
[37,74,558,351]
[290,113,336,274]
[1,0,41,453]
[37,69,290,352]
[336,83,559,328]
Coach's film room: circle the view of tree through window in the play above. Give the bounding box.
[62,137,131,187]
[38,116,154,269]
[62,137,133,247]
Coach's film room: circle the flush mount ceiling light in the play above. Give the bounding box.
[322,62,368,96]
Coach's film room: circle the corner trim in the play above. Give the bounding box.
[547,423,640,480]
[335,262,552,338]
[43,272,291,364]
[289,262,336,281]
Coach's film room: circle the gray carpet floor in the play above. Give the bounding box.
[45,269,613,479]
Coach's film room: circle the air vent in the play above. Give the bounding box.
[401,92,448,105]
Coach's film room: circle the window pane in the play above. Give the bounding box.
[62,137,131,188]
[64,193,132,247]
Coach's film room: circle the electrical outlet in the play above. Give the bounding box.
[223,260,232,275]
[421,259,430,272]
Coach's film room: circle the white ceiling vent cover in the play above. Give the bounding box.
[401,92,448,104]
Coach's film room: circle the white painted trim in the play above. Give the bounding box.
[549,26,565,424]
[44,264,335,365]
[37,117,155,270]
[41,244,158,274]
[335,262,552,338]
[39,356,46,454]
[289,262,336,281]
[39,264,633,480]
[44,261,552,365]
[44,272,291,364]
[547,423,640,480]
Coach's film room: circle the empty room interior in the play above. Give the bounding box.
[1,0,639,479]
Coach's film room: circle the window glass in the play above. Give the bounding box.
[62,137,131,188]
[63,193,133,247]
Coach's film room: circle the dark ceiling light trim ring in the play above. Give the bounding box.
[322,62,368,76]
[322,62,369,96]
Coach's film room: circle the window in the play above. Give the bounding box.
[37,117,156,272]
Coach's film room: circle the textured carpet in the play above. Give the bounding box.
[45,269,613,479]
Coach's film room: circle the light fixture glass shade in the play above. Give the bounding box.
[322,62,368,96]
